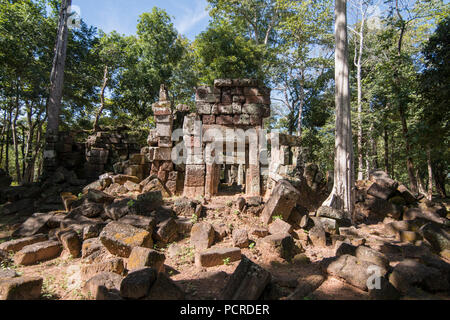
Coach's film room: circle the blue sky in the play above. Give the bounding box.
[72,0,211,40]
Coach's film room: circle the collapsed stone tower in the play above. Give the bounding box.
[182,79,271,198]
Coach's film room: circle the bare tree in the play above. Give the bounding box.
[322,0,355,220]
[43,0,72,175]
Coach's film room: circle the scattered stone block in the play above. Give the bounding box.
[308,225,327,247]
[127,247,165,273]
[195,247,242,268]
[155,218,179,244]
[12,212,54,238]
[119,215,156,233]
[268,219,292,235]
[57,229,82,258]
[81,258,125,281]
[14,241,62,266]
[82,238,103,259]
[120,268,157,300]
[100,222,153,258]
[144,273,185,300]
[286,275,326,300]
[0,277,43,300]
[355,246,390,269]
[83,272,123,300]
[334,241,357,256]
[389,259,449,294]
[220,256,271,300]
[261,180,300,225]
[419,223,450,253]
[252,228,269,238]
[232,229,250,249]
[259,233,295,261]
[190,222,215,250]
[0,234,48,253]
[326,255,388,291]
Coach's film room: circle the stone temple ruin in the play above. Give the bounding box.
[1,80,449,301]
[113,79,303,201]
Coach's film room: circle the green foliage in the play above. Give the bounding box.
[223,257,231,266]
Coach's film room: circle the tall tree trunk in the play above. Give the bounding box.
[384,126,389,174]
[322,0,355,221]
[426,145,433,201]
[0,111,6,166]
[5,109,12,173]
[12,91,21,183]
[416,169,427,197]
[391,133,395,180]
[399,106,418,194]
[297,68,305,137]
[93,65,109,132]
[43,0,72,176]
[433,162,447,198]
[395,0,418,194]
[355,2,366,181]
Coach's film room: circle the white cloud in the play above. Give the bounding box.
[174,0,209,35]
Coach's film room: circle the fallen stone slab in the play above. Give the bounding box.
[140,177,171,198]
[80,258,125,281]
[57,229,82,258]
[195,247,242,268]
[258,233,295,262]
[144,273,185,300]
[112,175,141,185]
[86,189,115,204]
[367,182,397,201]
[127,247,166,273]
[252,227,269,238]
[82,238,103,259]
[311,217,339,234]
[220,256,271,300]
[0,234,48,253]
[12,212,54,238]
[119,215,156,232]
[82,223,106,240]
[71,202,104,219]
[14,241,62,266]
[334,241,357,256]
[104,199,132,221]
[176,218,194,235]
[369,171,399,192]
[83,272,123,300]
[286,275,326,300]
[0,277,43,300]
[326,255,388,291]
[389,259,449,294]
[317,206,347,221]
[404,208,447,225]
[120,268,157,300]
[355,246,390,269]
[100,222,153,258]
[419,223,450,253]
[261,180,300,225]
[232,229,250,249]
[155,218,179,244]
[190,222,215,250]
[308,225,327,248]
[268,219,292,235]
